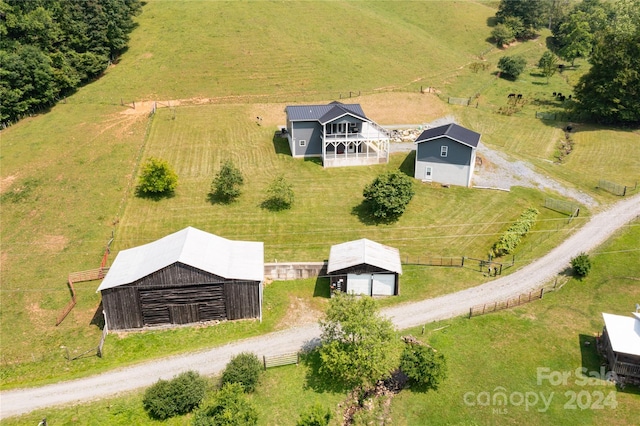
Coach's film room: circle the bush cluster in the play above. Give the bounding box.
[220,352,263,393]
[491,207,539,257]
[400,341,447,391]
[142,371,207,420]
[571,253,592,277]
[363,171,415,221]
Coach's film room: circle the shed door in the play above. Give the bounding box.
[169,304,200,325]
[347,274,371,295]
[372,274,395,296]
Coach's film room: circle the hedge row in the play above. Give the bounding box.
[491,207,539,257]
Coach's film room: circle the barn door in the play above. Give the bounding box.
[169,304,200,325]
[372,274,395,296]
[347,274,371,295]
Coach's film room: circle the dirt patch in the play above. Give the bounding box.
[357,92,451,125]
[38,235,69,253]
[0,175,17,194]
[276,296,322,330]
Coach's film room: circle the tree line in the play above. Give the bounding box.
[0,0,142,126]
[492,0,640,124]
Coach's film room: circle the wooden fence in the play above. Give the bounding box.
[469,288,544,318]
[66,318,108,361]
[469,278,568,318]
[56,267,108,326]
[263,352,299,370]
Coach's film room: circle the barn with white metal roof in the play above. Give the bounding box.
[97,227,264,330]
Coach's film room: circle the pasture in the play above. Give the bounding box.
[1,0,638,398]
[5,220,639,425]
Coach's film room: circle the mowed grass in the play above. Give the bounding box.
[70,0,496,103]
[6,221,639,426]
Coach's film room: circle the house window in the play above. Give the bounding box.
[329,123,347,134]
[440,146,448,157]
[299,140,306,147]
[425,167,432,180]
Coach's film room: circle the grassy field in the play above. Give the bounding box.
[1,0,639,398]
[5,220,639,425]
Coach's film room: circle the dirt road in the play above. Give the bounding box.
[1,194,638,419]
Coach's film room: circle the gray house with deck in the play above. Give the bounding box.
[284,102,390,167]
[414,123,480,187]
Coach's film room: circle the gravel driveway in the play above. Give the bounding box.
[389,117,597,208]
[1,193,638,419]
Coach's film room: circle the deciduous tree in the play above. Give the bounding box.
[362,171,414,221]
[262,175,294,211]
[497,55,527,79]
[400,341,447,391]
[318,293,399,390]
[210,160,244,203]
[193,383,258,426]
[538,51,558,83]
[137,157,178,196]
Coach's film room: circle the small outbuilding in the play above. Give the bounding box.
[414,123,481,187]
[327,239,402,296]
[599,312,640,383]
[97,227,264,330]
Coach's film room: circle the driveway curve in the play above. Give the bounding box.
[1,193,638,419]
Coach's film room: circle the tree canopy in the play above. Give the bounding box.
[137,157,178,196]
[0,0,142,125]
[210,160,244,203]
[362,171,414,221]
[495,0,548,36]
[497,55,527,80]
[574,28,640,124]
[318,293,399,390]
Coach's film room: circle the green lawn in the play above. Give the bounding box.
[5,220,638,425]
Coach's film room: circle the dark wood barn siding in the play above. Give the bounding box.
[138,284,227,326]
[225,281,261,320]
[102,287,143,329]
[133,262,224,288]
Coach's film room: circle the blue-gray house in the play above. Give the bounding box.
[414,123,481,187]
[284,102,390,168]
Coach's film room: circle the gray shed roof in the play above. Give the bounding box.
[327,239,402,274]
[415,123,481,148]
[97,227,264,291]
[286,102,368,122]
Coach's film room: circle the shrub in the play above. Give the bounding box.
[210,159,244,203]
[262,175,294,211]
[296,403,332,426]
[571,253,591,277]
[142,371,207,420]
[497,55,527,79]
[221,352,263,393]
[193,382,258,426]
[491,24,515,47]
[491,208,539,257]
[363,171,415,221]
[137,157,178,195]
[400,342,447,391]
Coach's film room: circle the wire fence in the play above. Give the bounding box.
[448,97,471,106]
[263,352,299,370]
[402,256,464,267]
[597,179,631,196]
[544,197,580,216]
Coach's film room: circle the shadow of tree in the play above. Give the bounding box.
[135,188,176,201]
[351,201,401,226]
[301,349,350,394]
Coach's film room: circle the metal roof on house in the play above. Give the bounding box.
[602,313,640,356]
[286,102,368,122]
[415,123,481,148]
[97,227,264,291]
[327,239,402,275]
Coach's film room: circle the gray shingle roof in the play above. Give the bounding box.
[327,239,402,274]
[286,102,368,122]
[415,123,481,148]
[97,227,264,291]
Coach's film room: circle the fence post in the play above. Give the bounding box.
[263,355,267,371]
[469,307,473,318]
[540,288,544,299]
[461,256,465,267]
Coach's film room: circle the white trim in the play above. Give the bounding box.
[299,139,306,147]
[441,146,448,157]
